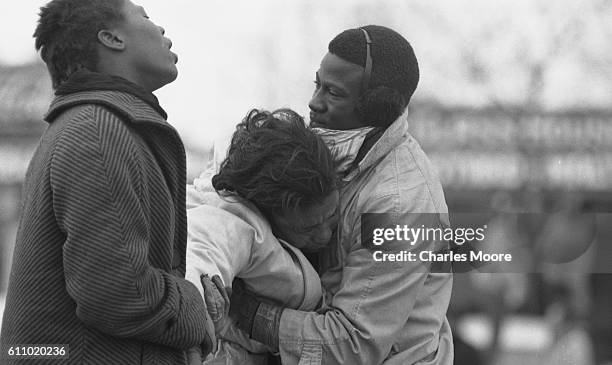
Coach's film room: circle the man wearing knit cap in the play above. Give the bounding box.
[219,25,454,364]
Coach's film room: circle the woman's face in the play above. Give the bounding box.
[270,190,340,252]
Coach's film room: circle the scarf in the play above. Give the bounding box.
[311,126,381,176]
[55,69,168,119]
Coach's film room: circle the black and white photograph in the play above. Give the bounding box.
[1,0,611,364]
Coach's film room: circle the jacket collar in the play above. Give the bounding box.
[44,90,169,128]
[343,108,410,182]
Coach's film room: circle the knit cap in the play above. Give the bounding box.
[328,25,419,101]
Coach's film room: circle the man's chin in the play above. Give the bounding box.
[163,67,179,85]
[309,121,328,129]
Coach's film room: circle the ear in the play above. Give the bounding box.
[97,29,125,51]
[356,87,407,128]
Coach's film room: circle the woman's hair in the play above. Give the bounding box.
[212,108,337,216]
[33,0,124,89]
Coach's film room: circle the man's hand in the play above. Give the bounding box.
[228,278,260,334]
[229,279,282,351]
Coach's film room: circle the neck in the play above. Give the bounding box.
[54,69,168,119]
[96,59,155,93]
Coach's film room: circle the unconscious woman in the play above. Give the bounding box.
[184,109,339,364]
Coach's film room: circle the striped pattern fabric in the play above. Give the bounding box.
[0,91,209,364]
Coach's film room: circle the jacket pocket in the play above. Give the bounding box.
[298,343,322,365]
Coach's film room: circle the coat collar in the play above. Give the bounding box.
[44,90,169,128]
[343,108,410,182]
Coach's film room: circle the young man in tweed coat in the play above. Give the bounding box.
[0,0,212,363]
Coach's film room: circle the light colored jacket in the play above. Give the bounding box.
[278,113,454,364]
[185,179,322,364]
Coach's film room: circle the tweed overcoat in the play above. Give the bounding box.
[0,90,209,364]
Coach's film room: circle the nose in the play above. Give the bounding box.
[308,88,325,114]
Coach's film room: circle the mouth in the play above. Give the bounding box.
[166,39,178,63]
[304,244,327,252]
[310,240,331,249]
[309,113,326,128]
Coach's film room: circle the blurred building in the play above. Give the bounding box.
[406,102,612,364]
[408,101,612,211]
[0,62,50,294]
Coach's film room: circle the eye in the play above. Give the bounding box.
[313,80,321,89]
[293,223,314,235]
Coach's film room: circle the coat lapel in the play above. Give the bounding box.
[46,90,187,272]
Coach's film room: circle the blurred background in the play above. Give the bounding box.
[1,0,611,364]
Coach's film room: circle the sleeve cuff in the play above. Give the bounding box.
[251,302,282,351]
